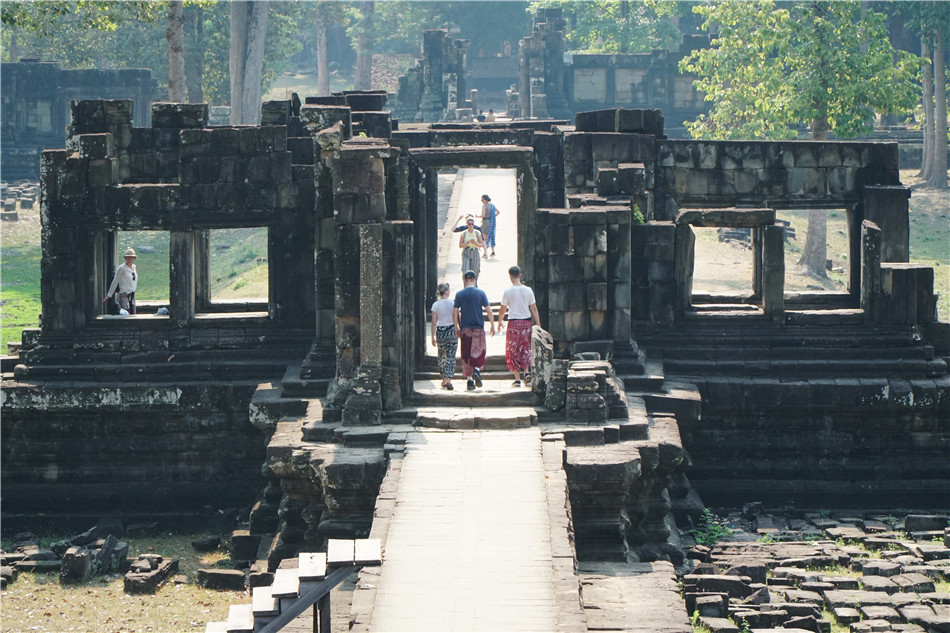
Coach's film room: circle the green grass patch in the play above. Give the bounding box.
[0,243,42,350]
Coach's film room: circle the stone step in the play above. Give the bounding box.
[277,364,331,398]
[411,377,540,407]
[14,358,293,382]
[656,345,933,362]
[633,381,703,423]
[784,308,865,326]
[225,603,253,633]
[416,355,510,372]
[661,357,947,378]
[414,406,538,429]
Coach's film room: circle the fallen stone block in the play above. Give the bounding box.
[196,568,246,591]
[904,515,948,532]
[891,572,935,593]
[123,557,179,594]
[859,605,901,623]
[60,546,93,583]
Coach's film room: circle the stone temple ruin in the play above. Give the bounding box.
[1,13,948,633]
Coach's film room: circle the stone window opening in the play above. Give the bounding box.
[98,229,170,319]
[199,227,270,312]
[778,206,854,304]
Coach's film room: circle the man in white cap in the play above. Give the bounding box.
[103,248,138,314]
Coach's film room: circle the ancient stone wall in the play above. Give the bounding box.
[1,60,156,180]
[568,35,708,128]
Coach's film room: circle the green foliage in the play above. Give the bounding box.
[691,508,732,546]
[680,1,920,140]
[632,203,645,225]
[528,0,683,53]
[2,1,305,104]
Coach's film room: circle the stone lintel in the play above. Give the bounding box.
[675,208,775,228]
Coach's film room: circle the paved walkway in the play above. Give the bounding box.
[368,429,558,632]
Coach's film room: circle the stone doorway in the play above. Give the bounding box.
[408,146,537,361]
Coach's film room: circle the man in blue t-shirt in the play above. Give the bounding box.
[453,270,496,391]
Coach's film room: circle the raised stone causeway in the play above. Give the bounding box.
[1,17,947,629]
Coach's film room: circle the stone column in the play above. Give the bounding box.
[761,224,785,323]
[418,29,448,122]
[861,220,882,319]
[341,224,383,426]
[169,231,195,326]
[672,224,694,318]
[862,186,910,263]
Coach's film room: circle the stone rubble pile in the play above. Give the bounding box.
[684,512,950,633]
[0,523,188,595]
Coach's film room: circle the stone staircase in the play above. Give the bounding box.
[204,538,380,633]
[633,315,950,507]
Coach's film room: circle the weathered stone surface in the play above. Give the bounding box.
[196,568,246,591]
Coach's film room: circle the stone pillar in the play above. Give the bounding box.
[342,224,383,426]
[418,29,448,122]
[169,231,195,326]
[672,224,694,318]
[328,139,392,424]
[862,185,910,263]
[761,224,785,323]
[861,220,882,319]
[194,230,210,311]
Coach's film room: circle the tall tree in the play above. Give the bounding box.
[315,2,331,96]
[229,0,269,125]
[680,1,919,141]
[183,2,203,103]
[353,0,374,90]
[919,39,934,181]
[166,0,185,102]
[891,1,949,189]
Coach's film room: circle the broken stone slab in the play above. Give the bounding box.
[860,575,900,593]
[60,546,93,583]
[858,559,902,576]
[684,574,756,600]
[859,605,901,623]
[904,515,948,532]
[911,543,950,561]
[124,556,179,594]
[196,568,246,591]
[890,572,935,593]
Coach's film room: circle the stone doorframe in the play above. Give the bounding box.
[673,208,786,321]
[407,145,538,360]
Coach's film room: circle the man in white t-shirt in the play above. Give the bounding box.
[497,266,540,388]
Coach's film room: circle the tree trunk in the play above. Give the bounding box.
[920,38,934,180]
[240,1,269,125]
[184,3,203,103]
[354,0,374,91]
[799,115,831,278]
[229,1,249,124]
[797,208,828,278]
[166,0,186,102]
[925,28,948,190]
[811,114,831,141]
[315,3,330,96]
[9,29,18,63]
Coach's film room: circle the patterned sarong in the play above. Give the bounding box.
[460,328,486,376]
[436,326,457,379]
[483,211,497,248]
[505,319,532,373]
[461,246,480,276]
